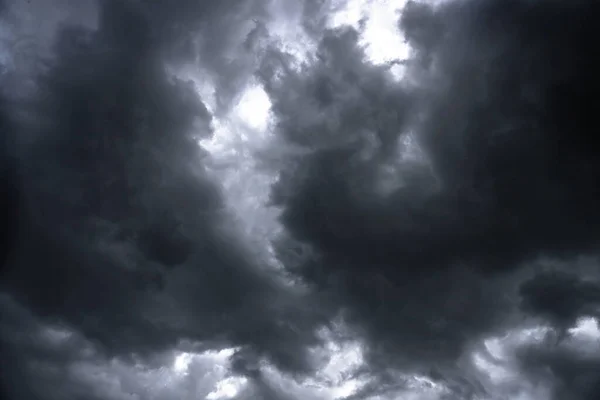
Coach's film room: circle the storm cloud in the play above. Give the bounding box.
[1,0,600,399]
[263,0,600,395]
[1,0,328,397]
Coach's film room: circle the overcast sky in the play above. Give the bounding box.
[1,0,600,399]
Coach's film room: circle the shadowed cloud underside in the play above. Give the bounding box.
[1,0,600,399]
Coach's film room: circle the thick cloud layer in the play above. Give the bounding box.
[2,0,600,399]
[513,323,600,400]
[1,0,328,397]
[519,271,600,332]
[262,0,600,395]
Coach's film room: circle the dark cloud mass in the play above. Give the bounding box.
[263,0,600,395]
[1,0,327,397]
[519,271,600,331]
[515,333,600,400]
[1,0,600,399]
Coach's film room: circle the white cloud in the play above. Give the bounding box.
[173,352,194,375]
[327,0,410,79]
[207,376,249,400]
[188,74,290,276]
[468,320,600,400]
[569,316,600,341]
[233,84,273,132]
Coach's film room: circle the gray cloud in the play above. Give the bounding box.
[519,271,600,332]
[2,0,600,399]
[261,0,600,396]
[514,331,600,400]
[1,0,329,397]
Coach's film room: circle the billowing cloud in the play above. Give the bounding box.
[1,0,328,397]
[2,0,600,399]
[520,271,600,333]
[260,0,600,396]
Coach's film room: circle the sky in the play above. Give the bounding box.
[1,0,600,399]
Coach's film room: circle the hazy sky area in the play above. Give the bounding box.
[1,0,600,399]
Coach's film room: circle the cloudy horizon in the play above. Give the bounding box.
[1,0,600,399]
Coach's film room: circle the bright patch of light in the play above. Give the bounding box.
[563,316,600,357]
[196,80,286,272]
[319,337,364,381]
[233,84,272,131]
[472,352,512,384]
[327,0,410,79]
[169,348,239,378]
[64,345,244,400]
[483,336,505,360]
[569,316,600,340]
[302,322,369,399]
[331,379,364,398]
[207,376,248,400]
[266,1,316,70]
[173,352,194,374]
[360,1,410,65]
[210,348,239,359]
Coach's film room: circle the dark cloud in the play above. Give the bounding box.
[262,0,600,392]
[515,333,600,400]
[0,96,20,269]
[0,294,99,400]
[3,0,600,398]
[1,0,329,397]
[520,271,600,332]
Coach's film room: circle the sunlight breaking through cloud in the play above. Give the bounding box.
[309,325,369,398]
[198,83,284,270]
[233,84,273,132]
[569,316,600,340]
[173,352,194,375]
[327,0,410,78]
[207,377,249,400]
[4,0,598,399]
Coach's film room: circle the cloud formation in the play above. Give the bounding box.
[262,0,600,395]
[1,0,328,397]
[1,0,600,399]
